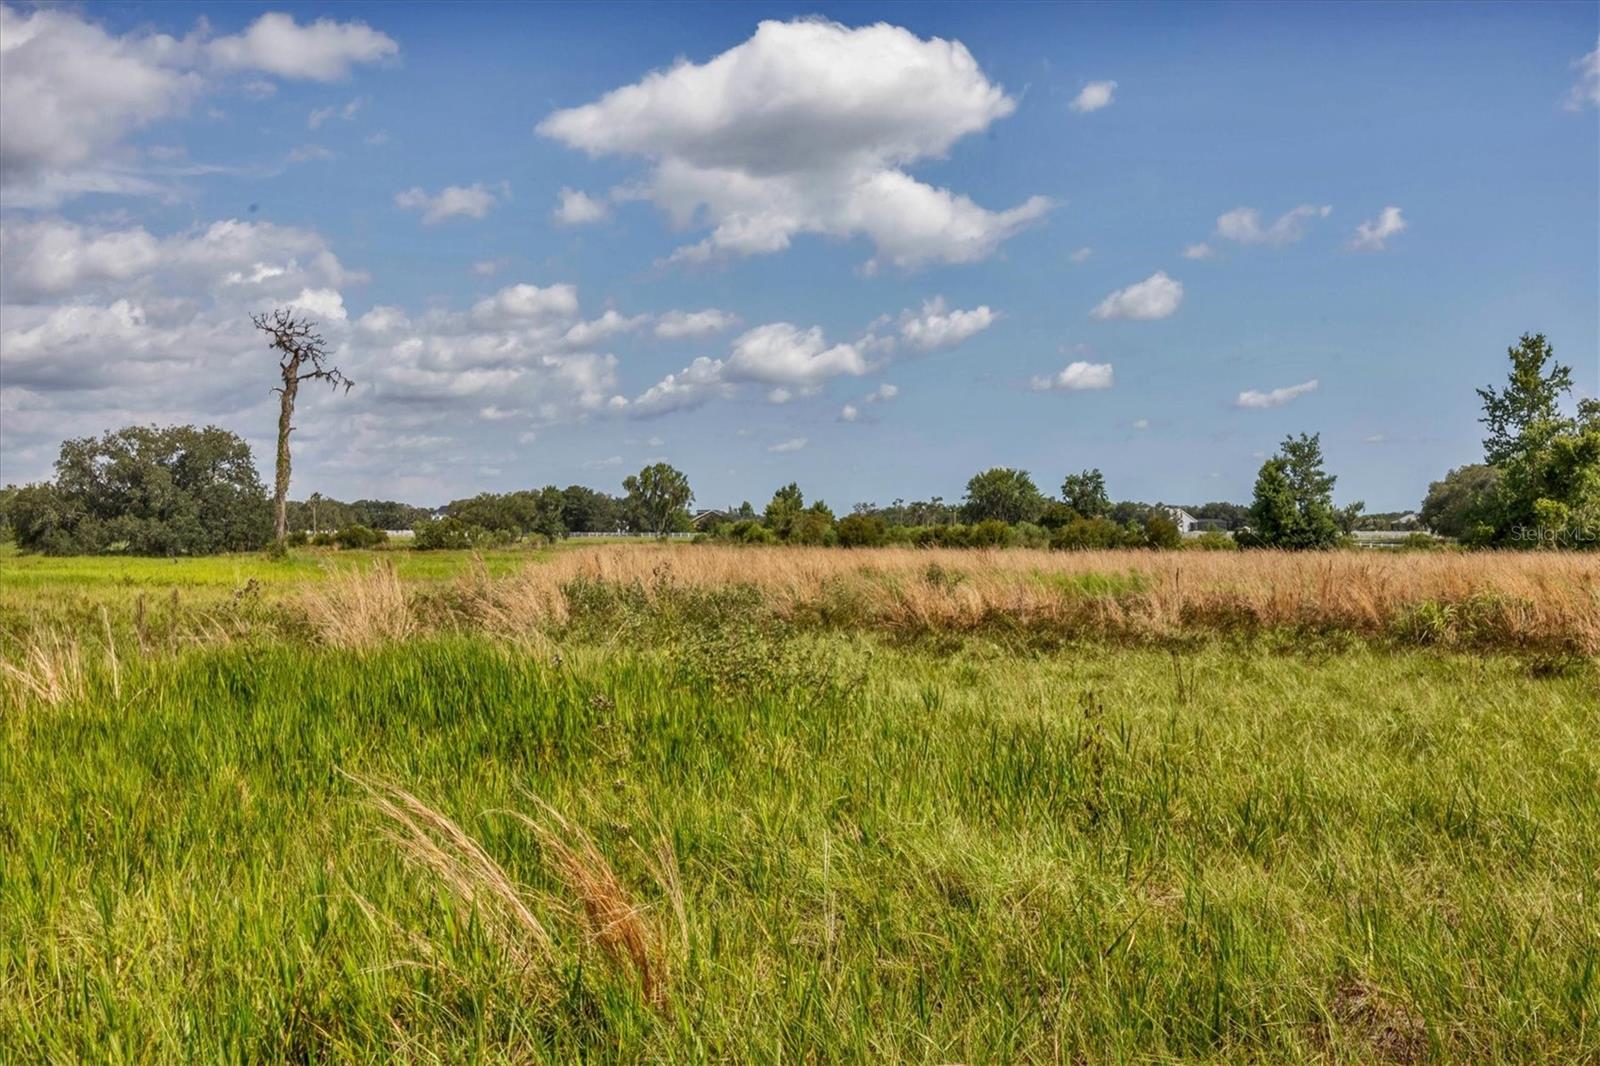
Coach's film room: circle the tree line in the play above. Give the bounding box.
[1,326,1593,555]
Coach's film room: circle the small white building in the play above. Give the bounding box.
[1162,506,1199,533]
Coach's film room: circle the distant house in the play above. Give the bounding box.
[690,508,730,531]
[1162,506,1229,535]
[1162,506,1199,533]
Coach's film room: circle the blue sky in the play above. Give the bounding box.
[1,2,1595,511]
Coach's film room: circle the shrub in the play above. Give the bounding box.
[335,524,388,550]
[1186,530,1238,551]
[1140,513,1183,550]
[967,519,1012,548]
[413,516,479,551]
[836,513,887,548]
[1051,516,1134,551]
[285,530,309,547]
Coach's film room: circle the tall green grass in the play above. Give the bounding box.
[3,627,1595,1062]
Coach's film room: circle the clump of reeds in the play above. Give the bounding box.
[0,629,86,707]
[300,562,417,647]
[348,773,675,1008]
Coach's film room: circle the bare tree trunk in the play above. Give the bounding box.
[274,373,299,543]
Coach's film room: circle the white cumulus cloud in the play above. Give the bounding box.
[899,297,997,351]
[1236,378,1319,409]
[1069,80,1116,113]
[0,5,396,205]
[768,437,807,453]
[1031,361,1114,391]
[1214,204,1331,246]
[395,182,507,224]
[208,12,398,82]
[1182,243,1214,260]
[1091,272,1183,320]
[654,308,740,339]
[552,187,609,226]
[1347,206,1406,252]
[537,18,1051,270]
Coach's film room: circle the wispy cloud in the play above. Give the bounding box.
[1236,378,1319,409]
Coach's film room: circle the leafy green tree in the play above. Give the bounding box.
[351,499,433,530]
[1477,333,1574,466]
[624,463,693,535]
[788,501,836,545]
[961,467,1045,524]
[1420,465,1502,540]
[1189,501,1252,530]
[1246,433,1342,549]
[1470,335,1599,548]
[1060,469,1110,518]
[9,425,272,555]
[763,482,805,538]
[559,485,623,533]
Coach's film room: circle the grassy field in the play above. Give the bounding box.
[2,545,1597,1062]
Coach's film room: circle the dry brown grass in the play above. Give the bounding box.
[501,797,669,1007]
[0,629,86,707]
[467,545,1600,652]
[349,773,673,1008]
[300,561,417,648]
[293,545,1599,652]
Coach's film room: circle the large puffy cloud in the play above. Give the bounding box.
[0,215,662,492]
[0,215,365,482]
[0,5,201,187]
[0,4,396,204]
[207,13,398,81]
[1091,272,1183,320]
[538,18,1051,270]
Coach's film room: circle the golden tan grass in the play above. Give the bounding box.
[448,545,1600,653]
[349,773,673,1008]
[0,629,86,707]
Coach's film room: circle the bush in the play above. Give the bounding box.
[1051,516,1134,551]
[1010,521,1050,549]
[334,524,388,550]
[1140,513,1183,550]
[285,530,309,547]
[310,532,336,547]
[412,516,479,550]
[967,519,1012,548]
[1397,532,1443,552]
[1186,530,1238,551]
[836,514,887,548]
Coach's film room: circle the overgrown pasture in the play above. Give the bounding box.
[1,545,1596,1062]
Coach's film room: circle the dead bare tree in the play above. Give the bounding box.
[252,310,352,543]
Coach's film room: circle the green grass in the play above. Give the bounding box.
[0,542,550,592]
[3,600,1596,1061]
[2,550,1595,1060]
